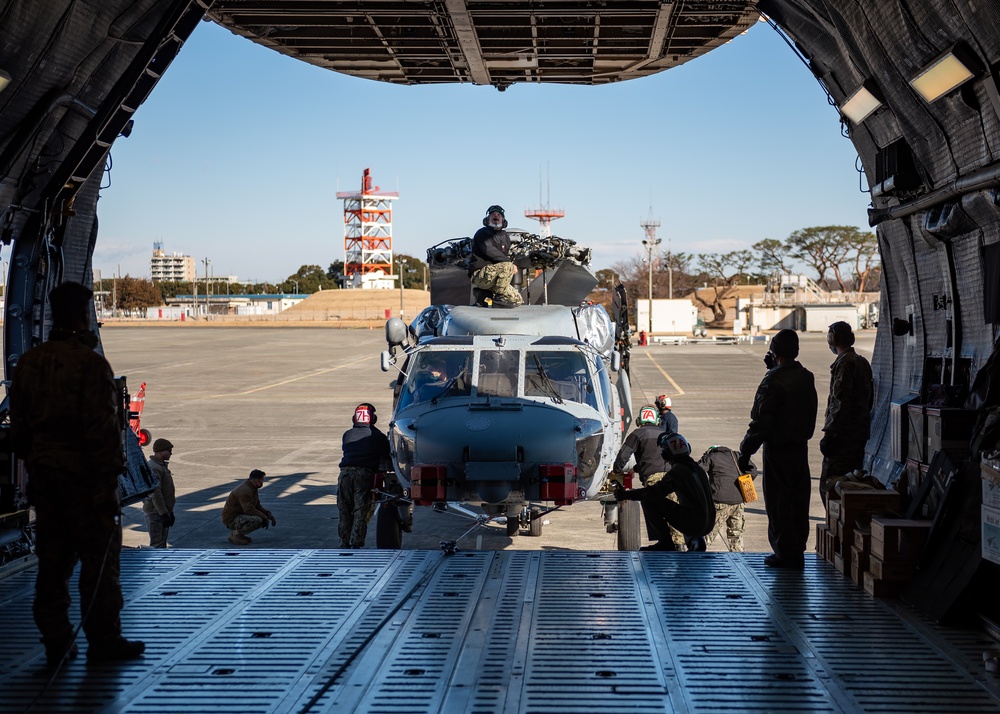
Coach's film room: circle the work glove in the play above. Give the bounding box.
[261,517,269,529]
[163,512,176,528]
[737,452,752,474]
[268,513,277,527]
[613,484,631,502]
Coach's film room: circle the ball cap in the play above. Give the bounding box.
[249,469,266,480]
[152,438,173,452]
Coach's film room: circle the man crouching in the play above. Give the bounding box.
[221,469,276,545]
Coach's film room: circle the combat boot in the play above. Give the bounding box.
[45,642,78,669]
[228,531,251,545]
[87,637,145,663]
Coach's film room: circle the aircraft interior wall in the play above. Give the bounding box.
[761,0,1000,485]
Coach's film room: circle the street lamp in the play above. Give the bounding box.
[642,238,661,336]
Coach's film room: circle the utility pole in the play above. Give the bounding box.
[202,257,211,318]
[641,208,661,337]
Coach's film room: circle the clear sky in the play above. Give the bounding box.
[93,17,872,283]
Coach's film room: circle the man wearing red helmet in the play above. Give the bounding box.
[338,403,392,548]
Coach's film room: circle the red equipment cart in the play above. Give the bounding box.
[130,382,152,447]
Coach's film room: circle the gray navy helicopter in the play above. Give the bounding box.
[377,228,642,550]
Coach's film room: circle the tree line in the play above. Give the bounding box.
[598,225,879,323]
[98,254,428,311]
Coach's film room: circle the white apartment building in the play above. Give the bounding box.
[150,244,195,282]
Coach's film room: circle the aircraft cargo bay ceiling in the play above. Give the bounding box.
[2,0,1000,495]
[206,1,760,89]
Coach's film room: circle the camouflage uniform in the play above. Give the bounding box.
[338,466,377,548]
[471,262,522,306]
[645,471,688,550]
[221,478,273,538]
[820,348,873,504]
[706,503,746,552]
[9,328,128,656]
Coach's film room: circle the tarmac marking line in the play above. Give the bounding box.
[643,351,685,396]
[193,355,373,398]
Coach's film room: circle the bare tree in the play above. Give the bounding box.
[693,250,755,323]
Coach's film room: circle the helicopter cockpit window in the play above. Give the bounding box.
[476,350,519,398]
[398,350,473,408]
[524,351,598,408]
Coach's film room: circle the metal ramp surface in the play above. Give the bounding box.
[1,550,998,713]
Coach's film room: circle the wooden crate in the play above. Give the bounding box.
[870,516,932,560]
[850,545,868,585]
[816,524,828,559]
[853,527,870,552]
[868,554,916,581]
[840,490,903,528]
[863,571,903,598]
[925,407,977,460]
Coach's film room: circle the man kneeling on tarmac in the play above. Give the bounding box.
[615,432,715,551]
[221,469,276,545]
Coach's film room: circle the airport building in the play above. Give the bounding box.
[150,242,196,282]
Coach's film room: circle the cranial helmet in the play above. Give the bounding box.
[654,394,672,411]
[483,204,508,229]
[635,404,660,427]
[353,403,377,426]
[657,431,692,460]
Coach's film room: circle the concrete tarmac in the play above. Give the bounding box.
[101,326,874,555]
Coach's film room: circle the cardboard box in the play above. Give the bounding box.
[983,505,1000,567]
[827,499,842,521]
[907,404,926,463]
[824,529,836,563]
[853,528,870,552]
[926,407,977,459]
[869,516,932,560]
[868,554,916,581]
[834,552,846,574]
[863,571,903,598]
[850,556,863,586]
[840,490,903,527]
[851,544,869,576]
[816,524,828,558]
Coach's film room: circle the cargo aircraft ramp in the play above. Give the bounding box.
[2,549,999,713]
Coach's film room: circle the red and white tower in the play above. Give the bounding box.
[336,168,399,288]
[525,169,564,237]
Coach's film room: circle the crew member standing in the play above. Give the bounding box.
[142,438,175,548]
[468,204,522,308]
[9,281,145,666]
[819,321,873,504]
[655,394,679,435]
[338,403,392,548]
[738,329,817,568]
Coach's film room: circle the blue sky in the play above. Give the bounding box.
[93,18,872,282]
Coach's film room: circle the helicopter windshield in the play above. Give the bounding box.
[524,350,598,408]
[398,350,473,408]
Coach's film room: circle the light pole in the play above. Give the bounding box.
[202,257,211,317]
[642,238,661,336]
[666,236,673,300]
[292,279,299,294]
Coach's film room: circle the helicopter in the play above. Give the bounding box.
[376,230,641,549]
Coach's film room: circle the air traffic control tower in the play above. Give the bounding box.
[337,168,399,289]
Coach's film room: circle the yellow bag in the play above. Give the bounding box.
[737,473,758,503]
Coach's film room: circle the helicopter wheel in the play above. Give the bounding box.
[617,500,641,551]
[506,505,523,537]
[375,503,403,549]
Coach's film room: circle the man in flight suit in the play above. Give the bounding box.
[738,329,817,568]
[338,403,392,548]
[819,321,873,505]
[469,204,523,308]
[9,281,145,666]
